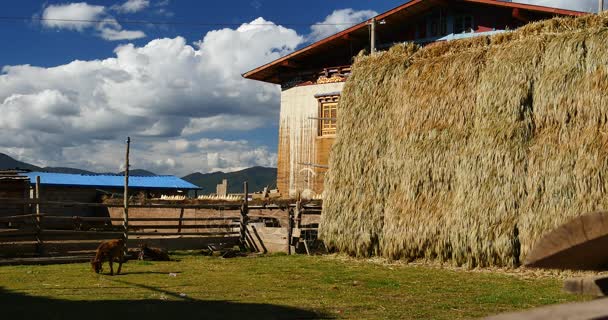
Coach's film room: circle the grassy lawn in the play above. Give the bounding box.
[0,253,588,319]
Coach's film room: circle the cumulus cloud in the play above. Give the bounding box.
[515,0,599,12]
[0,18,301,175]
[41,2,146,41]
[309,8,377,42]
[41,2,105,31]
[113,0,150,13]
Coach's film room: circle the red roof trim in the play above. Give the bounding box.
[242,0,586,81]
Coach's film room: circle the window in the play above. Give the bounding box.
[317,95,339,136]
[454,15,474,34]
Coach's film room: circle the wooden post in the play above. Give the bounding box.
[35,176,43,255]
[177,208,184,235]
[123,137,130,254]
[287,208,293,255]
[370,17,377,54]
[600,0,605,13]
[240,182,249,247]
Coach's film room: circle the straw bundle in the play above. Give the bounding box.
[320,14,608,267]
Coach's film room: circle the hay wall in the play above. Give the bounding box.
[320,14,608,267]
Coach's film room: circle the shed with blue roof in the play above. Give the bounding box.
[19,172,200,217]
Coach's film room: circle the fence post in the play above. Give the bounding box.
[177,208,184,235]
[35,176,43,256]
[123,137,130,255]
[287,208,293,255]
[240,182,249,248]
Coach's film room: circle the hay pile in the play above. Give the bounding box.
[320,14,608,268]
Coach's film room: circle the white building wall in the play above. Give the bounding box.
[279,82,345,198]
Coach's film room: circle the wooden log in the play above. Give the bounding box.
[0,230,37,238]
[129,217,239,222]
[130,232,239,237]
[127,224,239,230]
[177,208,184,234]
[524,211,608,270]
[0,198,243,210]
[240,182,249,246]
[35,176,43,255]
[39,230,123,241]
[40,216,238,222]
[0,214,40,222]
[123,136,130,255]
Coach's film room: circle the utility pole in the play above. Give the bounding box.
[600,0,605,13]
[123,137,130,255]
[370,17,377,54]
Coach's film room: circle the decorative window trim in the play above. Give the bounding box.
[317,94,340,137]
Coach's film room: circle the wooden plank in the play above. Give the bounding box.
[130,232,239,237]
[0,198,243,210]
[0,230,37,237]
[129,217,239,222]
[177,208,184,234]
[0,256,93,266]
[41,216,238,222]
[41,216,122,222]
[128,224,238,230]
[0,214,39,221]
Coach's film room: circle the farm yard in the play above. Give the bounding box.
[0,253,588,320]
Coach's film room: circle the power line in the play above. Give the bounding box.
[0,16,363,27]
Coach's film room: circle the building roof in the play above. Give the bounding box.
[243,0,587,84]
[22,172,200,190]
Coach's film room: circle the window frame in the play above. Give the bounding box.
[317,95,340,137]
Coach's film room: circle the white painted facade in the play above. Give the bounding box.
[279,82,345,198]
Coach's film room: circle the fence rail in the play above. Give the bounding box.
[0,184,324,260]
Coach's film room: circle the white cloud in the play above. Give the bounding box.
[181,115,267,135]
[42,2,105,31]
[309,8,377,42]
[100,28,147,40]
[113,0,150,13]
[0,18,300,175]
[514,0,599,12]
[41,2,146,41]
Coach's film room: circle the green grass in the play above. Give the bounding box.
[0,253,588,319]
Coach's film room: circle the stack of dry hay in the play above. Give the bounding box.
[320,13,608,268]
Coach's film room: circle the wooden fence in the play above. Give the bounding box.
[0,195,324,261]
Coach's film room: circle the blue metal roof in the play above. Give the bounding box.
[22,172,200,190]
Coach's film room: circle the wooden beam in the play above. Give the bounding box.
[512,8,529,22]
[280,60,300,68]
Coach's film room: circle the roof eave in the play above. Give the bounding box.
[241,0,588,84]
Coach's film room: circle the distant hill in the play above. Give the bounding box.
[182,167,277,194]
[0,153,41,171]
[117,169,157,176]
[0,153,158,176]
[0,153,277,191]
[42,167,97,175]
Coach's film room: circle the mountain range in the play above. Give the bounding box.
[0,152,276,193]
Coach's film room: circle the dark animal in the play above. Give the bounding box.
[138,243,171,261]
[91,239,125,276]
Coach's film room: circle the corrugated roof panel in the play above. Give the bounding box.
[22,172,200,190]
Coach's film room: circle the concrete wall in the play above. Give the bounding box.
[278,82,344,198]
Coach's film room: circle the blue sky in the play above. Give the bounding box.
[0,0,402,175]
[0,0,598,175]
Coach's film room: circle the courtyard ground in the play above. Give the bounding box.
[0,252,589,319]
